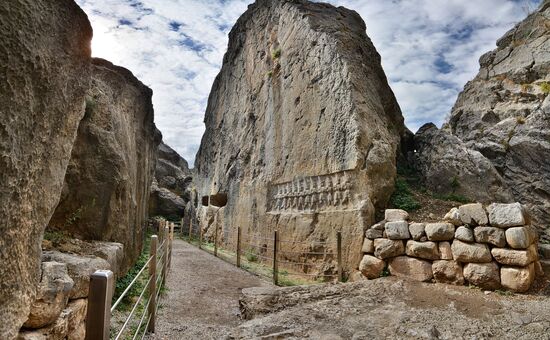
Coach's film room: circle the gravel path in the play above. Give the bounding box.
[149,239,271,339]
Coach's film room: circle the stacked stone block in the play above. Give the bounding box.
[359,203,542,292]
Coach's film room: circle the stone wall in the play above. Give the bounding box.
[359,203,542,292]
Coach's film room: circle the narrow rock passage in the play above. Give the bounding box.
[150,239,270,339]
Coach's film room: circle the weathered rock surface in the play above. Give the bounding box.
[384,209,409,222]
[455,226,475,242]
[505,226,536,249]
[487,203,527,228]
[405,241,440,260]
[463,262,501,290]
[384,221,410,240]
[47,58,160,273]
[474,227,506,247]
[425,223,455,241]
[408,223,426,241]
[358,255,385,279]
[501,264,535,293]
[0,1,92,337]
[374,239,405,259]
[491,245,537,267]
[451,240,492,263]
[194,0,407,273]
[459,203,488,226]
[361,238,374,253]
[432,260,464,285]
[438,242,453,260]
[149,179,187,220]
[388,256,433,282]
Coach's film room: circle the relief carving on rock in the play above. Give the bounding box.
[268,171,353,213]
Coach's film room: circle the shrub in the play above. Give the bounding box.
[245,250,258,262]
[538,81,550,94]
[266,70,273,78]
[389,178,421,211]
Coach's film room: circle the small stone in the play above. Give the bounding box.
[385,209,409,222]
[505,226,536,249]
[388,256,433,282]
[487,202,526,228]
[385,221,410,240]
[349,270,368,282]
[371,222,385,231]
[409,223,426,241]
[455,226,474,242]
[539,244,550,259]
[425,223,455,241]
[444,207,462,226]
[438,242,453,260]
[365,228,383,239]
[474,227,506,247]
[451,240,492,263]
[491,245,537,266]
[374,239,405,259]
[432,260,464,285]
[501,263,535,292]
[459,203,488,226]
[359,255,386,279]
[405,240,440,260]
[362,238,374,253]
[463,262,501,290]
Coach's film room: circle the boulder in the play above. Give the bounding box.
[384,209,409,222]
[149,180,187,220]
[459,203,488,226]
[361,238,374,253]
[444,208,462,226]
[491,245,538,267]
[451,240,492,263]
[388,256,433,282]
[432,261,464,285]
[23,262,74,329]
[384,221,410,240]
[18,312,69,340]
[405,241,440,260]
[365,229,383,240]
[455,226,475,242]
[505,226,536,249]
[65,299,87,340]
[409,223,426,241]
[438,242,453,260]
[42,251,111,299]
[501,264,535,293]
[425,223,455,241]
[474,227,506,247]
[487,203,527,228]
[359,255,385,279]
[373,239,405,260]
[0,1,92,337]
[463,262,501,289]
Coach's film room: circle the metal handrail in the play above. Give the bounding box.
[114,275,153,340]
[131,296,152,340]
[111,255,153,313]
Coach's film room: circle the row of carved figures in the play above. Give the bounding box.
[272,173,352,211]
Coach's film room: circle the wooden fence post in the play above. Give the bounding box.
[199,225,203,250]
[273,230,279,286]
[148,235,158,332]
[214,222,219,257]
[337,231,343,282]
[236,227,241,268]
[163,226,169,282]
[85,270,114,340]
[169,223,174,269]
[188,215,193,241]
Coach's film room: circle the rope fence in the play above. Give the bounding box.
[84,219,174,340]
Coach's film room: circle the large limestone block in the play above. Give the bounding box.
[491,245,537,267]
[432,260,464,285]
[487,203,526,228]
[0,1,92,337]
[405,241,440,260]
[451,240,492,263]
[501,264,535,293]
[384,209,409,222]
[384,221,410,240]
[505,226,536,249]
[459,204,488,226]
[408,223,426,241]
[23,262,74,329]
[359,255,385,279]
[455,226,474,242]
[193,0,406,274]
[48,58,160,273]
[18,314,69,340]
[42,251,111,299]
[66,299,87,340]
[463,262,501,290]
[425,223,455,241]
[374,239,405,259]
[361,238,374,253]
[444,208,462,226]
[388,256,433,282]
[474,227,506,247]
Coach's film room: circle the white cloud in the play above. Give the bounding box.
[76,0,541,165]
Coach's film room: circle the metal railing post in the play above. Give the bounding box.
[85,270,114,340]
[236,227,241,268]
[214,222,219,257]
[163,226,169,282]
[273,230,279,286]
[148,235,158,332]
[337,231,343,282]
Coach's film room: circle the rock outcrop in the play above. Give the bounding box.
[0,1,92,337]
[48,58,160,272]
[413,2,550,238]
[149,142,193,220]
[195,0,406,274]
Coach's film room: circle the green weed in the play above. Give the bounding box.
[389,178,421,211]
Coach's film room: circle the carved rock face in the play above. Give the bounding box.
[194,0,406,273]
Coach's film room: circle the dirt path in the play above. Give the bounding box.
[150,239,270,339]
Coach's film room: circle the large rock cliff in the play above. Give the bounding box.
[195,0,406,274]
[414,2,550,238]
[0,1,92,338]
[48,58,160,273]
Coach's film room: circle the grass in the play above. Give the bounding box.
[389,178,421,211]
[271,48,281,60]
[539,81,550,94]
[266,70,273,78]
[516,116,526,124]
[43,230,70,244]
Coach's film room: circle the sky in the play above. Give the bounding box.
[76,0,541,166]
